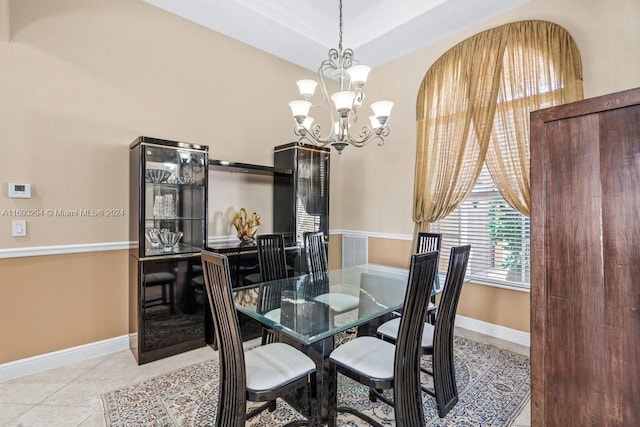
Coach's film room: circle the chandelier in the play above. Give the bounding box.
[288,0,393,154]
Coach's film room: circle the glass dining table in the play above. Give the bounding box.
[231,263,443,423]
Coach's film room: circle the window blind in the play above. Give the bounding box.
[431,166,530,288]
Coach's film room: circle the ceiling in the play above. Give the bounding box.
[141,0,527,71]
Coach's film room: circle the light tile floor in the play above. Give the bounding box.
[0,328,530,426]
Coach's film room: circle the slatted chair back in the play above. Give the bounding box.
[304,270,330,299]
[416,232,443,321]
[304,231,328,274]
[256,280,284,315]
[201,250,247,427]
[393,251,439,425]
[432,244,471,417]
[415,232,442,255]
[256,234,288,282]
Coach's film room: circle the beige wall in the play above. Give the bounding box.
[327,233,342,271]
[0,250,127,364]
[367,237,530,332]
[0,0,333,250]
[0,0,342,363]
[338,0,639,334]
[1,0,638,364]
[340,0,640,236]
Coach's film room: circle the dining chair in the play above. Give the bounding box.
[143,271,176,314]
[416,232,442,323]
[327,251,439,427]
[304,231,360,327]
[376,244,471,418]
[200,250,318,427]
[256,233,289,344]
[304,230,328,273]
[415,232,442,254]
[257,233,289,281]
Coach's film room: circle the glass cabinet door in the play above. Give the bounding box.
[142,145,207,256]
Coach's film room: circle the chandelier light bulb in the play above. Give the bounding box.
[302,116,315,131]
[331,91,356,114]
[347,65,371,87]
[296,79,318,98]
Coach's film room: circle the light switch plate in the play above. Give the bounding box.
[8,183,31,198]
[12,220,27,237]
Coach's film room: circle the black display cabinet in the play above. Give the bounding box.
[129,136,208,364]
[273,143,330,246]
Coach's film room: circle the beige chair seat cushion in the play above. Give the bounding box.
[145,272,175,284]
[329,336,395,381]
[264,308,281,323]
[313,293,360,314]
[377,317,435,349]
[245,343,315,392]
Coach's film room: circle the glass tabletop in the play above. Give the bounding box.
[232,263,441,345]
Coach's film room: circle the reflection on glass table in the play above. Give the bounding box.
[233,263,445,345]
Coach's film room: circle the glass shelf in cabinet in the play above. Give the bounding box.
[144,244,203,257]
[144,182,205,189]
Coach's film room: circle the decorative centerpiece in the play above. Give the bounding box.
[158,229,183,252]
[232,208,261,243]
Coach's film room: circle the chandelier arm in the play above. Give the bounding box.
[293,123,334,147]
[341,48,354,70]
[343,122,391,146]
[317,60,338,140]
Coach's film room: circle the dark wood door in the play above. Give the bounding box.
[531,87,640,426]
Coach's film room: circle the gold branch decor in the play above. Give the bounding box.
[232,208,261,243]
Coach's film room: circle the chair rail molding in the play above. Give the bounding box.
[0,241,131,259]
[330,229,413,241]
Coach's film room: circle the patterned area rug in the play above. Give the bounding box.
[101,336,530,426]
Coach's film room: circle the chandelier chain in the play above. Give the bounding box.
[338,0,343,54]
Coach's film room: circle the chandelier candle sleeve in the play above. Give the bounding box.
[288,0,393,154]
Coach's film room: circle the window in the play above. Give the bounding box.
[414,22,582,290]
[431,166,530,289]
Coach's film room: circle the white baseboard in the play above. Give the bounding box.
[0,319,528,382]
[456,315,530,347]
[0,335,130,382]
